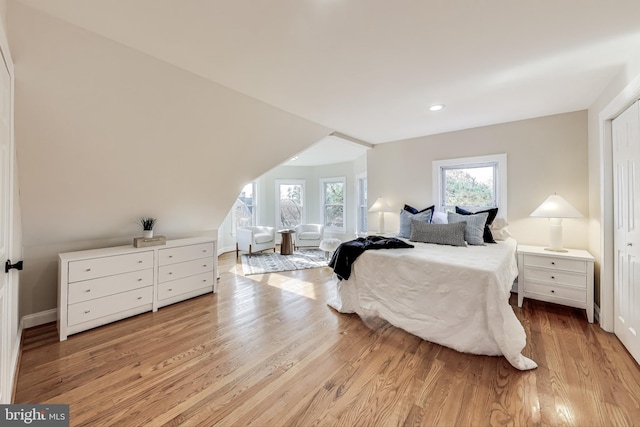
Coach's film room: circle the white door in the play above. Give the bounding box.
[613,100,640,365]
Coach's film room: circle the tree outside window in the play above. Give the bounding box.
[277,181,305,229]
[321,177,346,232]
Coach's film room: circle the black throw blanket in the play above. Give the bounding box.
[328,235,414,280]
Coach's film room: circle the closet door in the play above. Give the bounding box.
[613,100,640,365]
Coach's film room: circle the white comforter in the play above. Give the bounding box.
[327,237,537,370]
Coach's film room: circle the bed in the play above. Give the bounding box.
[327,237,537,370]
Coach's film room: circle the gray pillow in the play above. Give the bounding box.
[447,211,488,245]
[409,220,467,247]
[398,209,433,238]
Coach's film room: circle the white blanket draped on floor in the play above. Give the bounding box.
[327,237,537,370]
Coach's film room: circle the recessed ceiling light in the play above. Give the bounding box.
[429,104,445,111]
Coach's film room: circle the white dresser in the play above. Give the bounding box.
[58,237,217,341]
[516,245,595,323]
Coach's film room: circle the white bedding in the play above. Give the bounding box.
[327,237,537,370]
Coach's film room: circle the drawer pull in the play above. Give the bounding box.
[138,260,143,263]
[85,268,91,272]
[203,264,207,267]
[203,279,207,283]
[137,296,142,300]
[551,290,555,293]
[84,310,90,314]
[138,278,143,281]
[551,276,555,279]
[550,262,555,265]
[168,272,173,275]
[628,243,633,247]
[168,288,173,292]
[85,289,91,293]
[169,255,173,258]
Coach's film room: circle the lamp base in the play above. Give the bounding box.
[544,247,568,253]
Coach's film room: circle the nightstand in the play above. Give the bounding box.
[516,245,595,323]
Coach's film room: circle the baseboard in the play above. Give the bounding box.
[9,323,22,404]
[21,308,57,329]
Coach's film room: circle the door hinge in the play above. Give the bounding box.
[5,260,23,273]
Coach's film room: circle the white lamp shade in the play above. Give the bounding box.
[530,194,583,218]
[369,197,393,213]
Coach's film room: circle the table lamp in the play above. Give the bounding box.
[530,194,583,252]
[369,197,393,234]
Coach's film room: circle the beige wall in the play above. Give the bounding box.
[9,2,331,316]
[367,111,589,248]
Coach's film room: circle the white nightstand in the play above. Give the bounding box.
[516,245,595,323]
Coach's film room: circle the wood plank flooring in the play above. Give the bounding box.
[13,252,640,426]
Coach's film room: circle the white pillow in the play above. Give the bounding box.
[490,217,511,240]
[431,211,448,224]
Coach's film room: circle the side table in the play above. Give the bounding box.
[279,230,295,255]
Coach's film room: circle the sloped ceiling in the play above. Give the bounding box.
[16,0,640,144]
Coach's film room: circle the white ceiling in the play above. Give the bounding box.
[18,0,640,162]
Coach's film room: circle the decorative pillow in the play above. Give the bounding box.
[455,206,498,243]
[404,204,435,216]
[447,211,488,246]
[490,217,511,240]
[398,208,433,238]
[431,211,448,224]
[409,220,467,247]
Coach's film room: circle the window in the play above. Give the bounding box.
[433,154,507,217]
[232,182,257,232]
[321,177,346,232]
[356,173,367,233]
[276,179,305,229]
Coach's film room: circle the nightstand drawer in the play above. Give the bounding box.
[524,281,586,304]
[523,254,586,273]
[524,266,586,288]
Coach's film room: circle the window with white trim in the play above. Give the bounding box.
[320,177,346,232]
[356,173,367,233]
[276,179,305,229]
[432,154,507,217]
[232,182,257,233]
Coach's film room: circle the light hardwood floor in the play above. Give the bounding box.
[14,252,640,426]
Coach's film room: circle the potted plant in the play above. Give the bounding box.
[140,217,157,238]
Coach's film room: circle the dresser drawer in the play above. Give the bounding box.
[68,251,154,283]
[67,286,153,326]
[524,281,586,304]
[157,272,214,300]
[158,243,215,266]
[158,257,214,283]
[523,254,586,274]
[523,266,586,288]
[68,269,153,304]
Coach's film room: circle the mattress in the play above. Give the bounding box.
[327,237,537,370]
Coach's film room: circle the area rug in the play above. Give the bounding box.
[241,249,329,275]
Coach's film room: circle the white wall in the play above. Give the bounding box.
[367,111,589,248]
[218,154,368,252]
[8,2,332,316]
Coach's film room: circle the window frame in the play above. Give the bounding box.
[356,172,367,233]
[432,153,507,218]
[320,176,347,233]
[275,179,306,230]
[232,181,258,235]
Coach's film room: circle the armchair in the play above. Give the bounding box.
[294,224,324,250]
[236,226,276,257]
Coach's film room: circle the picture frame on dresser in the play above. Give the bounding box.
[516,245,595,323]
[58,236,217,341]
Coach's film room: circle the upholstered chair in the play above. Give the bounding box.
[294,224,324,249]
[236,226,276,257]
